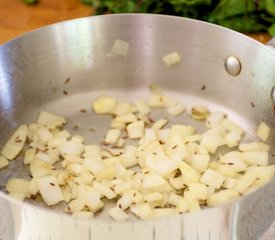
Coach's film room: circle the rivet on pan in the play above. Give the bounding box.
[225,56,241,76]
[271,86,275,103]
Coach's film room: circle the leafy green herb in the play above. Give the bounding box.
[23,0,275,35]
[22,0,38,4]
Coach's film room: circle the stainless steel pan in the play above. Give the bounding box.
[0,14,274,240]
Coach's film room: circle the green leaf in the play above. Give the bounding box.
[217,15,267,32]
[81,0,93,5]
[209,0,260,21]
[266,0,275,17]
[22,0,38,4]
[268,23,275,35]
[169,0,212,7]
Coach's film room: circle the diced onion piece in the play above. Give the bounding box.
[127,120,145,139]
[223,177,237,189]
[112,102,134,116]
[190,154,210,174]
[38,175,64,206]
[145,154,178,177]
[30,159,52,178]
[206,111,226,128]
[93,182,116,199]
[85,192,104,212]
[28,177,39,195]
[97,166,116,180]
[111,39,129,57]
[162,52,181,66]
[207,189,239,207]
[83,158,105,175]
[109,206,129,221]
[36,151,58,165]
[104,129,121,145]
[37,127,53,144]
[135,100,151,115]
[234,171,257,194]
[114,181,132,195]
[168,124,196,141]
[138,203,153,219]
[140,128,158,145]
[253,165,274,187]
[148,93,165,108]
[241,151,268,166]
[256,122,270,142]
[120,146,138,168]
[189,182,207,200]
[219,154,247,172]
[37,112,66,129]
[0,155,9,169]
[1,125,27,160]
[67,198,85,213]
[239,142,270,152]
[200,169,225,189]
[176,198,189,213]
[116,194,134,210]
[191,106,209,120]
[200,134,220,154]
[72,135,85,144]
[93,95,117,114]
[55,130,71,139]
[142,173,168,189]
[184,191,200,213]
[116,113,137,123]
[47,137,67,147]
[152,118,168,130]
[225,131,241,148]
[84,145,101,157]
[23,149,36,165]
[144,192,163,203]
[6,178,30,200]
[168,177,185,190]
[167,192,184,206]
[167,104,185,116]
[179,162,200,182]
[222,119,244,135]
[58,141,83,157]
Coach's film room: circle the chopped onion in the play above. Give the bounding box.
[1,85,274,221]
[162,52,181,66]
[256,122,270,142]
[0,155,9,169]
[1,125,27,160]
[111,39,129,57]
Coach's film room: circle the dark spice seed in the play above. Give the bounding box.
[201,85,206,90]
[49,183,55,186]
[65,78,70,84]
[63,90,68,95]
[251,102,255,108]
[80,109,87,113]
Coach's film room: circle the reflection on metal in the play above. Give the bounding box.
[225,56,241,76]
[0,52,13,113]
[271,86,275,103]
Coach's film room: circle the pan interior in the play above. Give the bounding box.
[0,14,274,219]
